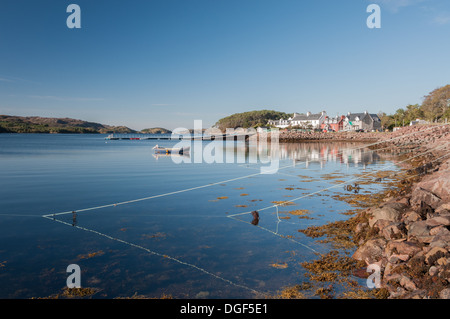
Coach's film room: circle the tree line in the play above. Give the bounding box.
[214,110,292,131]
[0,115,137,134]
[378,85,450,129]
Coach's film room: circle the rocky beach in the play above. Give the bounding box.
[278,130,385,143]
[273,124,450,299]
[351,124,450,299]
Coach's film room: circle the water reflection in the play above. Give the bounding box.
[224,141,381,167]
[152,153,190,160]
[277,142,382,167]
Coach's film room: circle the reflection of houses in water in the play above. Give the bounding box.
[274,142,381,167]
[178,141,381,167]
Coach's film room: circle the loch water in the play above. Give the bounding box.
[0,134,399,298]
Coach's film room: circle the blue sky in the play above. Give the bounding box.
[1,0,449,130]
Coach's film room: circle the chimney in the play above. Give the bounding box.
[306,111,311,117]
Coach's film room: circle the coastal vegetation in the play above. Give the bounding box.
[140,127,172,134]
[214,110,292,131]
[379,84,450,129]
[0,115,136,134]
[0,115,177,135]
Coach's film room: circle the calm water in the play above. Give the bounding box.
[0,134,398,298]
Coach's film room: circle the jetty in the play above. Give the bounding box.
[105,132,256,141]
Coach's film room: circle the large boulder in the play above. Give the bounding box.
[411,171,450,210]
[426,216,450,227]
[352,238,387,264]
[383,222,407,240]
[408,220,431,237]
[429,233,450,248]
[368,206,402,228]
[385,240,422,258]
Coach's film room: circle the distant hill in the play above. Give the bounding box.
[0,115,137,134]
[215,110,293,131]
[140,127,172,134]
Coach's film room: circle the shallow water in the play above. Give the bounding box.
[0,134,399,298]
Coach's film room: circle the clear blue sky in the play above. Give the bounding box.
[1,0,449,130]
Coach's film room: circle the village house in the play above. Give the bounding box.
[269,110,381,132]
[321,115,345,132]
[343,111,381,132]
[268,118,291,129]
[268,111,327,130]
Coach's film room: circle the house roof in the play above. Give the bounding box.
[347,113,366,121]
[346,113,381,122]
[292,113,323,121]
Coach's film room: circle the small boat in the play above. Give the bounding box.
[152,145,190,155]
[105,134,119,140]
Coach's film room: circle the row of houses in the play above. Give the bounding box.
[267,111,382,132]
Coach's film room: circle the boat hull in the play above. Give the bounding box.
[153,148,188,155]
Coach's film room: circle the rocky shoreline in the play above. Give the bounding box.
[278,130,384,143]
[258,129,385,143]
[349,124,450,299]
[276,124,450,299]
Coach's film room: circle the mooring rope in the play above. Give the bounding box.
[42,124,449,219]
[227,141,450,218]
[41,161,296,218]
[42,214,266,297]
[230,212,321,254]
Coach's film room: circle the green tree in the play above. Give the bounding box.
[404,104,424,124]
[421,85,450,122]
[393,108,405,127]
[380,114,394,130]
[215,110,292,131]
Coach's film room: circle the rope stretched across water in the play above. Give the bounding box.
[42,214,266,297]
[227,141,450,218]
[42,123,449,219]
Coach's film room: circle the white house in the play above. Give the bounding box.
[268,111,327,129]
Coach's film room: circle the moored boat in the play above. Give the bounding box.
[152,145,190,155]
